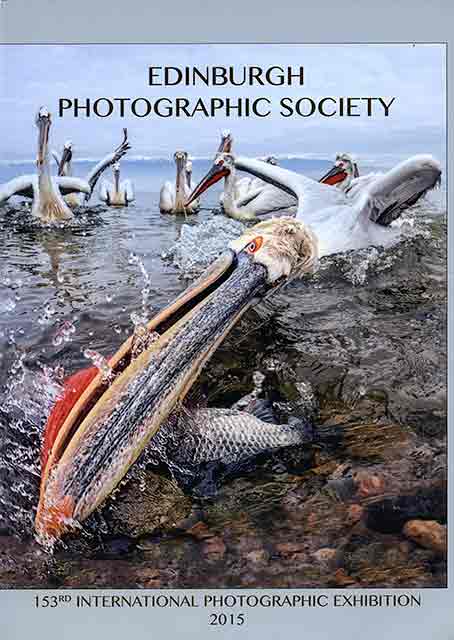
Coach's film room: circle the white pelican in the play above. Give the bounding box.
[159,150,198,214]
[53,129,131,207]
[185,157,200,209]
[216,131,293,219]
[0,108,91,224]
[319,153,359,191]
[186,152,442,257]
[99,160,135,207]
[215,153,297,222]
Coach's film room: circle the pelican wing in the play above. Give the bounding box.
[56,177,91,196]
[84,128,131,201]
[361,155,442,225]
[0,175,35,203]
[235,156,346,219]
[235,185,265,208]
[346,172,381,200]
[159,181,175,211]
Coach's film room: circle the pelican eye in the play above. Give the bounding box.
[245,236,263,254]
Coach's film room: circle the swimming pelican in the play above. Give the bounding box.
[217,131,254,207]
[34,217,317,539]
[159,150,199,214]
[99,160,135,207]
[185,157,200,209]
[319,153,359,190]
[52,129,131,207]
[0,108,91,224]
[216,131,293,219]
[214,153,297,222]
[186,152,442,256]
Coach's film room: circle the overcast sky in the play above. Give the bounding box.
[0,43,446,163]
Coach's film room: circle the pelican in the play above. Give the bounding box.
[0,108,92,224]
[185,157,200,209]
[52,141,80,207]
[215,153,297,222]
[34,217,317,540]
[217,131,255,207]
[159,150,199,214]
[217,131,293,220]
[99,160,135,207]
[52,129,131,207]
[186,152,442,257]
[319,153,359,190]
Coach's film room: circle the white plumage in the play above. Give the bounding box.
[53,129,131,206]
[159,150,199,214]
[187,152,442,257]
[0,108,90,224]
[99,161,135,206]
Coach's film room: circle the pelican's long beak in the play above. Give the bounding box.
[319,164,347,186]
[58,147,72,176]
[185,162,229,206]
[37,112,51,168]
[35,248,269,540]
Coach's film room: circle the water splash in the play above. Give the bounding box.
[128,252,153,324]
[83,348,112,380]
[37,302,57,326]
[163,217,245,277]
[52,320,76,347]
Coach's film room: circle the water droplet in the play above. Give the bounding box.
[0,298,16,313]
[83,348,112,381]
[53,320,76,346]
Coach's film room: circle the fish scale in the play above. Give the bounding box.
[145,407,308,470]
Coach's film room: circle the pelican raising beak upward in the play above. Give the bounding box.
[0,108,93,220]
[35,218,317,541]
[33,109,74,223]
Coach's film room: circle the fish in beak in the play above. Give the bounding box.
[36,108,51,168]
[319,163,348,186]
[35,218,318,542]
[185,158,230,207]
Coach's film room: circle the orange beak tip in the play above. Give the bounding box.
[35,494,76,544]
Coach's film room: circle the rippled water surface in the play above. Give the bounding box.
[0,158,447,588]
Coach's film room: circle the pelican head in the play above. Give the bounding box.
[335,153,359,177]
[229,217,318,283]
[113,161,121,174]
[174,150,188,164]
[218,130,233,153]
[36,107,51,168]
[35,217,317,541]
[185,152,235,205]
[320,152,359,188]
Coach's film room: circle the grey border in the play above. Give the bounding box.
[1,1,453,637]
